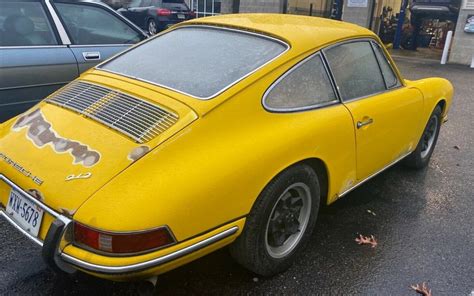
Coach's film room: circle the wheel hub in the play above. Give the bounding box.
[265,183,312,258]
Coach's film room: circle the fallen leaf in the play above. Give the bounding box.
[355,234,377,248]
[410,282,432,296]
[367,209,377,216]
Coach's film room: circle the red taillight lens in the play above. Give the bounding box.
[157,8,171,16]
[73,222,175,254]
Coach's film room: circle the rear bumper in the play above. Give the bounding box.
[0,173,240,277]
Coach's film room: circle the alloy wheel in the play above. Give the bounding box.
[420,115,439,159]
[148,20,157,35]
[265,182,312,258]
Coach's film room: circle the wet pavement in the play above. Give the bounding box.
[1,58,473,295]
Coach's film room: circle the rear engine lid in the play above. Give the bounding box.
[0,78,197,215]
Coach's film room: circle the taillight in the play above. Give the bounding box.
[157,8,172,16]
[73,222,175,254]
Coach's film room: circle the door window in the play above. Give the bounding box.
[55,3,144,45]
[325,41,386,101]
[264,54,337,111]
[372,42,400,89]
[0,1,57,46]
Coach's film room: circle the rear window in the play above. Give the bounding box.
[99,27,288,99]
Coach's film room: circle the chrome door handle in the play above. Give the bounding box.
[82,52,101,61]
[357,118,374,129]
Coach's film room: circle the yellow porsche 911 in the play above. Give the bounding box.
[0,14,452,281]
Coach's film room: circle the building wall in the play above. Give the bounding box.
[449,0,474,65]
[239,0,284,13]
[220,0,235,13]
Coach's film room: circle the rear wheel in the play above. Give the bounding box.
[230,164,320,276]
[148,19,157,35]
[403,105,442,169]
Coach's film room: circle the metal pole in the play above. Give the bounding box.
[440,30,453,65]
[309,3,313,16]
[393,0,408,49]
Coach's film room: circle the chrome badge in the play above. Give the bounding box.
[0,152,44,185]
[65,172,92,182]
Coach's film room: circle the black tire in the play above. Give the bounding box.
[148,19,157,35]
[403,105,442,169]
[230,164,320,276]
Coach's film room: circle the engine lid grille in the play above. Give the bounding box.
[46,81,179,143]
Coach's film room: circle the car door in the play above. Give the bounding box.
[0,0,78,122]
[52,1,147,74]
[324,40,424,181]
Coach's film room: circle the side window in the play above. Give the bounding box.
[0,1,57,46]
[264,54,337,111]
[372,42,400,88]
[325,41,386,101]
[55,3,144,45]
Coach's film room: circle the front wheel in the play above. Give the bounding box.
[230,164,320,276]
[403,105,442,169]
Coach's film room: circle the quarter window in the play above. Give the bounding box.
[372,42,400,88]
[55,3,143,45]
[325,41,386,101]
[0,1,57,46]
[264,54,337,111]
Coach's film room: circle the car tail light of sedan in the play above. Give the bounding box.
[157,8,172,16]
[73,222,176,254]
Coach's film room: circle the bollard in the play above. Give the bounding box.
[441,30,453,65]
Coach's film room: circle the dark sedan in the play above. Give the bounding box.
[118,0,194,35]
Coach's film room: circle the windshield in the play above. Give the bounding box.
[99,27,288,99]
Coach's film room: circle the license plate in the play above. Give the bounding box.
[177,14,185,19]
[6,189,44,237]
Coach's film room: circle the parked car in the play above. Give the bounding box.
[0,14,452,281]
[0,0,147,122]
[118,0,194,35]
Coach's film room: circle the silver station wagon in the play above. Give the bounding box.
[0,0,148,122]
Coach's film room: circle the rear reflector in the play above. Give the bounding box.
[73,222,175,254]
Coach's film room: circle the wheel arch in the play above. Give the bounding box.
[262,158,330,208]
[436,98,447,115]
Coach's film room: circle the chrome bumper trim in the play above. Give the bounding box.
[0,174,71,225]
[60,226,239,274]
[1,173,240,275]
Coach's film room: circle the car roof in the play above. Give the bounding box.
[179,14,377,53]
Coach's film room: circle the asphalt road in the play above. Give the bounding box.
[1,58,473,295]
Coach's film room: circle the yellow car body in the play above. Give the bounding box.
[0,14,452,281]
